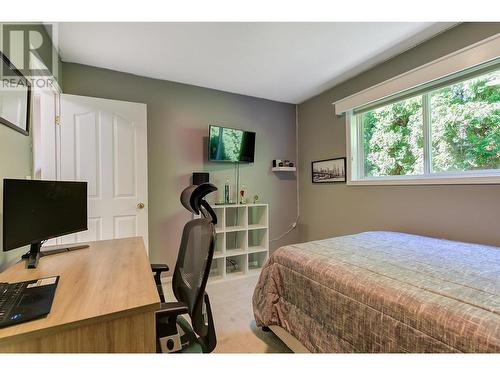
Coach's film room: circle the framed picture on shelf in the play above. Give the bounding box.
[0,51,31,136]
[311,157,346,183]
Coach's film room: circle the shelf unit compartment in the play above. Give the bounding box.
[225,206,247,230]
[225,230,247,254]
[248,228,268,253]
[213,232,225,258]
[248,205,268,228]
[205,203,269,283]
[213,207,225,232]
[248,251,268,272]
[209,257,225,280]
[226,254,247,277]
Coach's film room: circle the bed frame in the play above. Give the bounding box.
[268,325,311,353]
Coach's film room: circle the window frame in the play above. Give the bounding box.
[347,86,500,185]
[339,35,500,186]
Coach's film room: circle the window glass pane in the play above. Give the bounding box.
[361,96,424,177]
[430,70,500,173]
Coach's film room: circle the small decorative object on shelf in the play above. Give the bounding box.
[192,172,209,185]
[272,159,296,172]
[239,185,247,204]
[226,259,239,273]
[273,159,295,168]
[253,194,259,204]
[224,177,231,203]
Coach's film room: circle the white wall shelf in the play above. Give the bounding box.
[205,204,269,283]
[272,166,296,172]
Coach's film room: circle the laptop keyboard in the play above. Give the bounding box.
[0,277,60,328]
[0,281,28,324]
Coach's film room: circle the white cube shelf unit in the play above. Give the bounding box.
[207,203,269,282]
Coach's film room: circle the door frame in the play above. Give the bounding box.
[34,92,149,253]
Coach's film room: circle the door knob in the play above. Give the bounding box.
[137,202,145,209]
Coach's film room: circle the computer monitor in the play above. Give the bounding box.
[2,179,88,268]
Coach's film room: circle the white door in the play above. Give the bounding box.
[53,94,149,252]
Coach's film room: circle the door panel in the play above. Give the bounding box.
[113,114,136,198]
[58,94,148,252]
[78,217,103,243]
[114,215,137,238]
[75,111,101,198]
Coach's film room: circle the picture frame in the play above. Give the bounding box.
[0,51,31,136]
[311,157,347,183]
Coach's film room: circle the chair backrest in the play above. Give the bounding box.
[172,183,217,338]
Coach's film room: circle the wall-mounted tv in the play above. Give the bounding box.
[208,125,256,163]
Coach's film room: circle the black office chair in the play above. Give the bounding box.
[152,183,218,353]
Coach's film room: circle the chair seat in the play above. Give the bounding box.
[156,313,204,353]
[177,316,203,353]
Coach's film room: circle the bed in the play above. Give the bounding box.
[252,231,500,353]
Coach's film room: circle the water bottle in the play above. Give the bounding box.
[224,178,230,204]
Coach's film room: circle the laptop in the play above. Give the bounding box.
[0,276,59,328]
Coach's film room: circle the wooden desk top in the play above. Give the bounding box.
[0,237,160,344]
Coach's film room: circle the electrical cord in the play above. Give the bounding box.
[270,104,300,243]
[270,223,298,243]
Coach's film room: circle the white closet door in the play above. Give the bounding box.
[58,94,149,252]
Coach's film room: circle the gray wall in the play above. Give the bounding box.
[0,119,32,270]
[0,23,61,271]
[298,22,500,247]
[0,21,62,270]
[62,63,298,269]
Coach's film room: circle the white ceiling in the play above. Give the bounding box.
[57,22,456,104]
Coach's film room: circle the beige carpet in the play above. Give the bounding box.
[162,274,291,353]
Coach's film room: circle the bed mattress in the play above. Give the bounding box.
[252,231,500,352]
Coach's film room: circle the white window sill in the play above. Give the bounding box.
[348,173,500,186]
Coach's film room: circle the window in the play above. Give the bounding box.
[430,72,499,174]
[349,66,500,184]
[361,95,424,177]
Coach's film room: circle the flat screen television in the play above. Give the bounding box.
[208,125,256,163]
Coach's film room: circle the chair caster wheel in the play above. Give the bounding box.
[262,326,271,332]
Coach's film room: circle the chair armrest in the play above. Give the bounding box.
[151,264,169,303]
[151,264,169,274]
[156,302,189,318]
[151,263,169,285]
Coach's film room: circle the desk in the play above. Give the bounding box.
[0,237,160,353]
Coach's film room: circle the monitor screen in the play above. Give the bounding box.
[208,125,256,163]
[2,179,88,251]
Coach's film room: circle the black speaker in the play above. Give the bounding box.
[192,172,209,185]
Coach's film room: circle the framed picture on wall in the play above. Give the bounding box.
[0,51,31,136]
[311,157,346,183]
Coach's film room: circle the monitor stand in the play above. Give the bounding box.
[40,244,90,257]
[21,242,42,269]
[21,242,90,269]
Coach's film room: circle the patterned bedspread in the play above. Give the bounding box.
[252,231,500,352]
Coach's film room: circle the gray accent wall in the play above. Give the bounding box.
[0,23,62,270]
[62,63,298,268]
[0,119,32,270]
[298,22,500,247]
